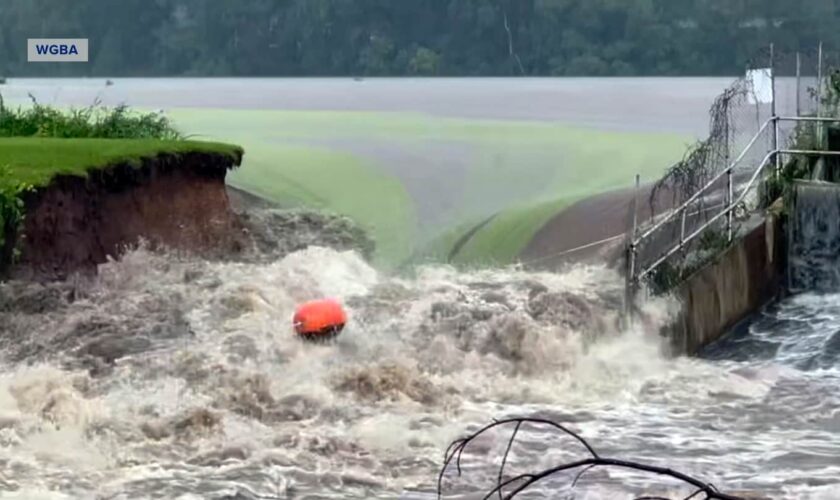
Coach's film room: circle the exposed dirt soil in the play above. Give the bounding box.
[5,151,248,281]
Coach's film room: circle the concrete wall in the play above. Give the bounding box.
[666,212,785,355]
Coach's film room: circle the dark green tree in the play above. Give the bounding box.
[0,0,838,77]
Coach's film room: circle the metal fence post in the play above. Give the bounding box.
[624,174,640,325]
[817,42,824,120]
[817,42,825,150]
[724,98,730,169]
[632,174,640,240]
[770,43,776,119]
[770,43,781,179]
[796,51,802,117]
[726,169,733,241]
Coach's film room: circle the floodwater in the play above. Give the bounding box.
[3,77,729,136]
[2,77,838,499]
[1,238,839,499]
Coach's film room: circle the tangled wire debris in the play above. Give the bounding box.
[437,417,752,500]
[649,79,749,218]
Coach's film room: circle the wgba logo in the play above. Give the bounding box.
[27,38,88,62]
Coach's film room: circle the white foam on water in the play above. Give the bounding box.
[0,245,838,499]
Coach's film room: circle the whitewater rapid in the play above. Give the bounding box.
[0,243,838,499]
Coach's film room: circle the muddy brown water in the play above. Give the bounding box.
[1,230,839,499]
[2,79,838,499]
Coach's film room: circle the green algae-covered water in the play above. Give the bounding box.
[1,77,723,266]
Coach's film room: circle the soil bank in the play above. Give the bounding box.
[2,149,248,281]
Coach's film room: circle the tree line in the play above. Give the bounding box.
[1,0,839,78]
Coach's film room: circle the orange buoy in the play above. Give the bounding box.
[293,298,347,342]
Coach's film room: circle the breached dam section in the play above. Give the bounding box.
[2,148,247,281]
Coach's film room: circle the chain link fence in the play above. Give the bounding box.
[626,44,840,298]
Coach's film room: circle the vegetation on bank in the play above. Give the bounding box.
[765,73,840,207]
[0,97,242,264]
[644,72,840,297]
[0,95,183,140]
[0,137,242,188]
[0,164,30,262]
[649,115,837,296]
[440,131,687,268]
[0,96,242,189]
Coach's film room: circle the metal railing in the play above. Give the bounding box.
[627,116,840,293]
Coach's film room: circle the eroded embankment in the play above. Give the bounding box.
[2,150,249,280]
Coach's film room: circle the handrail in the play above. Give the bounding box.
[636,148,840,282]
[635,148,774,282]
[778,115,840,122]
[633,117,774,243]
[630,115,840,286]
[634,115,840,247]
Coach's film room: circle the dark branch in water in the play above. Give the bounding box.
[437,417,749,500]
[496,420,521,499]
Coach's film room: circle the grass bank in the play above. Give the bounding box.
[1,97,239,188]
[0,100,243,265]
[0,137,241,188]
[0,138,242,259]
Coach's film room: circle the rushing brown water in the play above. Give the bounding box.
[2,78,839,499]
[1,230,839,499]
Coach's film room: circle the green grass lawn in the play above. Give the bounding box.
[0,137,241,188]
[0,137,242,261]
[166,108,690,268]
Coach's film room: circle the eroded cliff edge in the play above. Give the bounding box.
[2,149,247,281]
